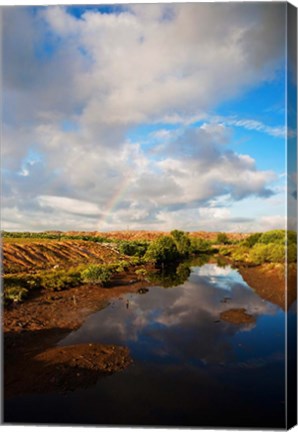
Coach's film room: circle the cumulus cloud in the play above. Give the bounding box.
[1,4,286,231]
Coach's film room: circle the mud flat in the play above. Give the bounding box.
[3,269,150,398]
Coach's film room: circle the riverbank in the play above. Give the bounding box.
[3,267,151,398]
[238,263,297,310]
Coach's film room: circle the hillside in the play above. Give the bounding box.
[3,239,124,274]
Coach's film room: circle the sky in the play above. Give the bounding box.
[1,3,296,232]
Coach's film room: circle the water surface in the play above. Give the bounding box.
[5,263,286,428]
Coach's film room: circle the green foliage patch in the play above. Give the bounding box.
[216,232,230,244]
[224,230,297,265]
[145,235,180,265]
[118,240,149,257]
[81,264,113,286]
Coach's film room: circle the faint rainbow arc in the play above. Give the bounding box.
[97,175,132,228]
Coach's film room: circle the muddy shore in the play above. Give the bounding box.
[3,269,151,398]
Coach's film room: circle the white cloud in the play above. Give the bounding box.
[1,4,286,231]
[37,195,101,216]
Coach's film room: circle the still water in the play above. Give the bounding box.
[5,263,288,428]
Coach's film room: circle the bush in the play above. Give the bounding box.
[267,243,285,263]
[135,268,148,280]
[243,233,262,248]
[249,243,270,264]
[258,230,286,245]
[248,243,286,265]
[118,240,149,257]
[4,286,28,304]
[190,237,212,254]
[81,265,113,286]
[231,246,250,262]
[216,232,229,244]
[114,260,130,272]
[145,236,180,266]
[40,269,82,291]
[170,230,191,256]
[3,273,41,291]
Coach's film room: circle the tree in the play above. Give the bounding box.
[170,230,191,256]
[145,236,180,266]
[216,232,229,244]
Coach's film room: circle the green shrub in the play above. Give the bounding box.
[190,237,212,253]
[118,240,149,257]
[258,230,285,245]
[4,286,28,304]
[243,233,262,247]
[81,265,113,286]
[135,268,148,279]
[170,230,191,256]
[39,269,82,291]
[145,236,180,266]
[129,256,144,266]
[231,246,250,262]
[219,246,232,256]
[267,243,285,263]
[216,232,230,244]
[3,273,41,291]
[249,243,270,264]
[114,262,127,272]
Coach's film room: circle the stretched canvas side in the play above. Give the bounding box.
[286,2,298,430]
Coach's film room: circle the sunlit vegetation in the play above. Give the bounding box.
[170,230,191,256]
[2,231,112,243]
[190,237,213,254]
[220,230,297,265]
[134,268,148,280]
[3,286,28,305]
[144,231,214,267]
[216,232,230,244]
[117,240,149,257]
[2,261,128,305]
[81,265,114,286]
[2,229,295,306]
[145,235,180,265]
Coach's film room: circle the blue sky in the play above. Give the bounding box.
[1,3,295,232]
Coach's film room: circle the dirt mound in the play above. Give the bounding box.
[3,239,123,273]
[220,308,256,324]
[5,336,132,397]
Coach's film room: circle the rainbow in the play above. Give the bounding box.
[97,175,132,228]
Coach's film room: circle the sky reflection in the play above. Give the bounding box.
[60,264,283,367]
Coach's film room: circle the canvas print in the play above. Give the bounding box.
[1,2,297,429]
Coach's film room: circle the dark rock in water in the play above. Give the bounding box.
[220,297,232,303]
[138,288,149,294]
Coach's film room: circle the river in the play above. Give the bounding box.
[5,261,292,428]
